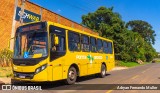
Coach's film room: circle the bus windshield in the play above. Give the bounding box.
[14,31,48,59]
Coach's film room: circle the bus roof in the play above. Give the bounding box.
[48,21,113,42]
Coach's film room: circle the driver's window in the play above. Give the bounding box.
[49,25,66,61]
[51,34,66,52]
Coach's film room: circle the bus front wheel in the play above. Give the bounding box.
[99,64,106,78]
[65,67,77,84]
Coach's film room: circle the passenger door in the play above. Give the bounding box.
[49,25,66,81]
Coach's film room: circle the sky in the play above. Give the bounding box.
[30,0,160,52]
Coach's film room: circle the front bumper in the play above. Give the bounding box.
[12,69,48,82]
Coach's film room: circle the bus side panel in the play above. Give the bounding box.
[62,52,77,79]
[93,53,105,74]
[79,63,88,76]
[63,52,88,78]
[50,58,63,81]
[106,54,115,71]
[47,64,53,81]
[62,65,69,79]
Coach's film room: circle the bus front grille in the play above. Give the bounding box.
[13,71,34,79]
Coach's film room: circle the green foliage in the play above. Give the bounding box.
[0,49,13,67]
[144,42,157,62]
[119,52,131,62]
[116,60,148,67]
[126,20,156,44]
[158,53,160,58]
[81,6,157,62]
[116,61,140,67]
[155,59,160,62]
[0,67,12,77]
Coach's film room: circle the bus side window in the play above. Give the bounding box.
[97,39,103,53]
[104,41,113,54]
[107,42,113,54]
[81,35,89,52]
[103,41,108,54]
[68,31,80,51]
[90,37,96,52]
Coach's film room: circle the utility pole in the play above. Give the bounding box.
[10,0,18,50]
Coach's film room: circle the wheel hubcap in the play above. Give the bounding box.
[102,69,105,75]
[69,70,75,80]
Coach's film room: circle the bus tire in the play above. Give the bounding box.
[65,67,77,84]
[99,64,106,78]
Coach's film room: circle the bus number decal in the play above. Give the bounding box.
[76,55,87,59]
[76,55,103,60]
[94,56,103,59]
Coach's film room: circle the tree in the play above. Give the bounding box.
[126,20,156,44]
[143,42,157,62]
[122,30,146,61]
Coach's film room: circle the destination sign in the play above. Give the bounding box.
[16,22,46,33]
[21,24,41,32]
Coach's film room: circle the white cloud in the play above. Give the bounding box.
[57,9,62,13]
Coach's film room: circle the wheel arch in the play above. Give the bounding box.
[69,63,80,76]
[102,62,107,71]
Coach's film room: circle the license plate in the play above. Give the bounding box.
[19,75,25,78]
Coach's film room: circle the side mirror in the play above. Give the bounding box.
[54,35,59,45]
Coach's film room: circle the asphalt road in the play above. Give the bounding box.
[1,63,160,93]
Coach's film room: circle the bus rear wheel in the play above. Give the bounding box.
[99,64,106,78]
[65,67,77,84]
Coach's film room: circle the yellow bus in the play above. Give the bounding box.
[12,21,115,84]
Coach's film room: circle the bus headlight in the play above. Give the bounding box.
[35,64,47,74]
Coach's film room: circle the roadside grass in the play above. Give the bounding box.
[155,59,160,63]
[152,58,160,63]
[116,60,150,67]
[0,67,12,77]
